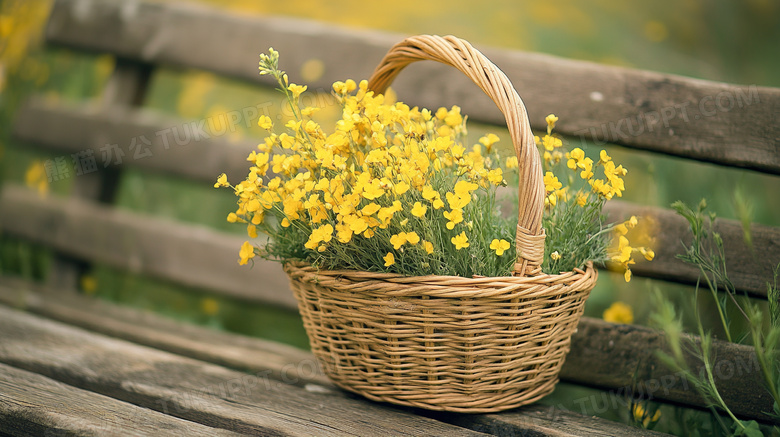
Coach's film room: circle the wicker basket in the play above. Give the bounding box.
[284,35,597,413]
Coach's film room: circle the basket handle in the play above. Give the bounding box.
[367,35,545,276]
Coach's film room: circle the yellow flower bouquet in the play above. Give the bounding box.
[216,35,652,412]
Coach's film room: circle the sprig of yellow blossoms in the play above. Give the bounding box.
[217,49,654,281]
[215,49,516,278]
[538,114,654,281]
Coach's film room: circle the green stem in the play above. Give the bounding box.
[703,353,745,430]
[699,264,732,343]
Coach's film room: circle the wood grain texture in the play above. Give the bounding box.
[0,281,768,425]
[604,201,779,299]
[435,405,670,437]
[0,185,297,309]
[0,276,327,388]
[0,363,242,437]
[0,292,665,436]
[44,0,780,174]
[13,98,256,185]
[0,306,489,437]
[561,318,774,425]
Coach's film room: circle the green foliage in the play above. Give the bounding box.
[652,200,780,436]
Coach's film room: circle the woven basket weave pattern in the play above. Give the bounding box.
[287,264,595,412]
[284,35,598,412]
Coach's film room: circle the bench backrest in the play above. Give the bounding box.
[2,0,779,424]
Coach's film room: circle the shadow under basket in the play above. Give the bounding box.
[285,262,596,413]
[282,34,599,413]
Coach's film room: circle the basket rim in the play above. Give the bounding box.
[283,260,597,299]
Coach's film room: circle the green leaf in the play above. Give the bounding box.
[732,420,763,437]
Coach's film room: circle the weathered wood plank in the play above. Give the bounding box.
[0,363,243,437]
[0,276,327,388]
[0,291,666,436]
[3,184,775,303]
[13,98,256,185]
[44,0,780,174]
[0,280,768,425]
[561,318,774,425]
[435,405,670,437]
[0,306,489,437]
[0,185,297,309]
[44,57,153,295]
[604,201,779,299]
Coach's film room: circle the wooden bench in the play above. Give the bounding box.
[1,0,778,434]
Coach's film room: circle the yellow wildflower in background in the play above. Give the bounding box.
[632,403,661,428]
[24,160,48,197]
[603,301,634,324]
[200,297,220,316]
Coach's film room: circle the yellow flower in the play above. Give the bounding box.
[478,133,500,152]
[304,224,333,250]
[80,275,97,294]
[603,301,634,324]
[390,233,407,249]
[599,149,611,164]
[541,134,562,151]
[214,173,229,188]
[576,192,588,207]
[487,168,504,185]
[550,251,562,260]
[405,232,420,245]
[451,232,469,250]
[239,241,255,265]
[443,209,464,230]
[361,202,381,216]
[247,225,258,238]
[383,252,395,267]
[545,113,558,134]
[567,148,585,169]
[411,202,427,218]
[227,212,238,223]
[640,247,655,261]
[505,156,518,169]
[490,239,511,256]
[632,403,661,428]
[288,83,307,98]
[543,171,562,193]
[394,180,410,195]
[200,297,219,316]
[301,106,320,117]
[362,180,384,200]
[446,192,470,210]
[422,240,434,254]
[257,115,273,130]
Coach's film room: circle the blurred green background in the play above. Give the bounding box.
[1,0,778,433]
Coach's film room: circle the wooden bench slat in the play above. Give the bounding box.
[0,362,243,437]
[0,280,770,425]
[13,98,256,185]
[562,318,773,425]
[0,276,327,389]
[0,306,492,437]
[0,289,667,436]
[2,185,774,300]
[604,201,777,299]
[0,185,297,309]
[45,0,780,174]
